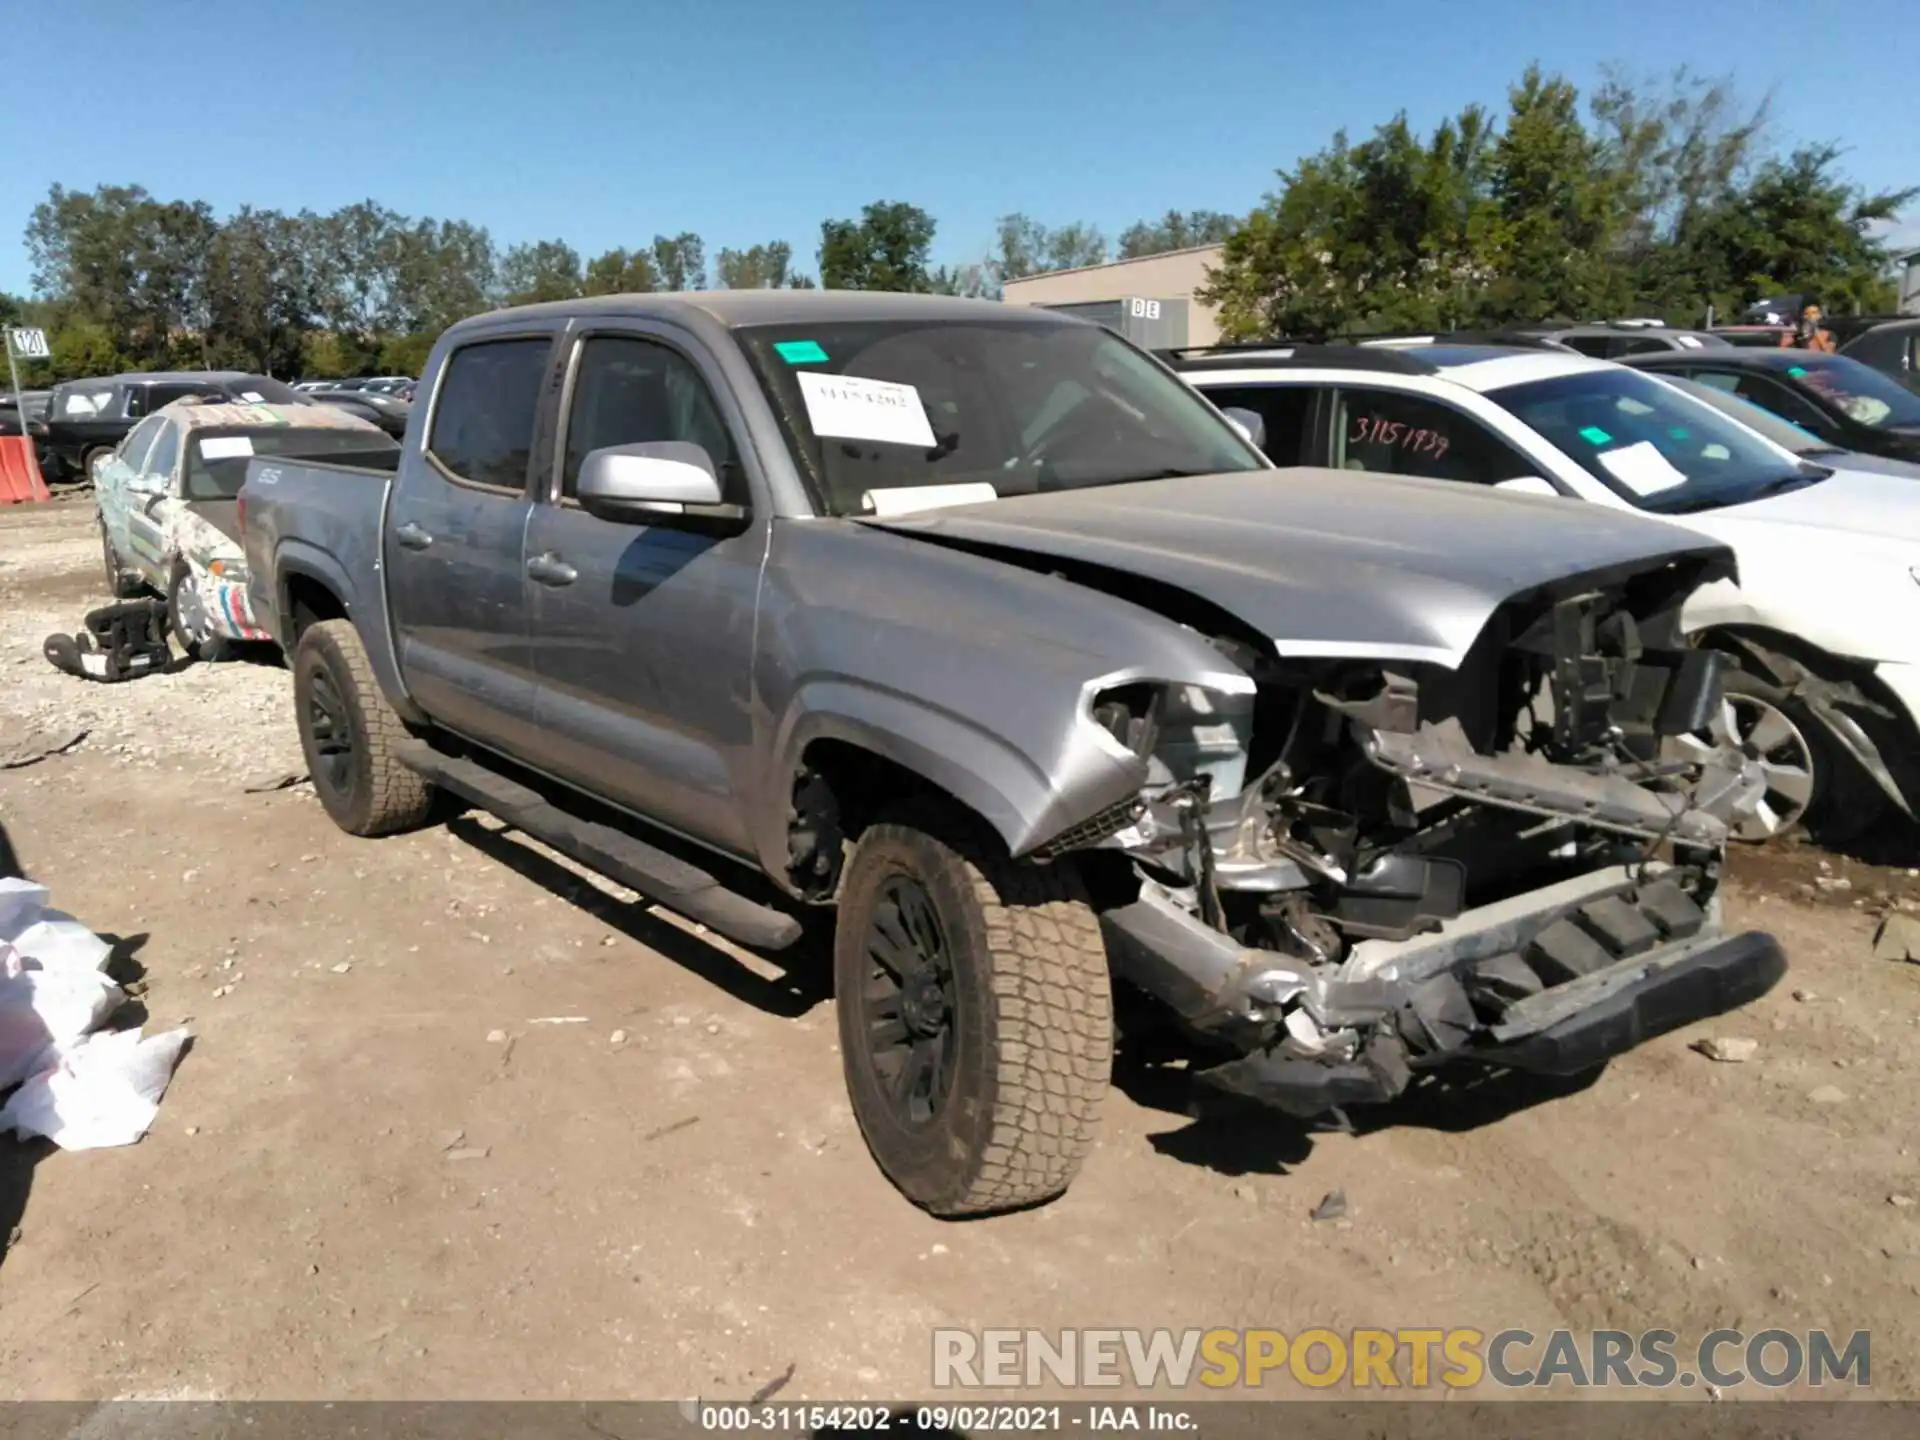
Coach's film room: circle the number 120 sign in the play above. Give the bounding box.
[7,327,50,360]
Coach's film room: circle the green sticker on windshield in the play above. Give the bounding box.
[1578,425,1612,445]
[1787,365,1807,377]
[775,340,828,365]
[1668,427,1690,440]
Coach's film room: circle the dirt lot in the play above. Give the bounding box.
[3,497,1920,1403]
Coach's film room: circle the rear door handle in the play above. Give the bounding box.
[526,552,577,587]
[394,521,433,551]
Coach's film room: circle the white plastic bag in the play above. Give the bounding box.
[0,969,123,1088]
[0,1027,191,1150]
[0,876,112,973]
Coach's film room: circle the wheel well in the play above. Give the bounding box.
[285,574,348,641]
[791,739,1005,900]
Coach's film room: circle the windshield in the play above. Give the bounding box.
[734,318,1266,516]
[184,427,398,501]
[1659,375,1834,455]
[1778,354,1920,430]
[1491,368,1823,515]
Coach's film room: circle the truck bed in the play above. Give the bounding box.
[238,452,399,657]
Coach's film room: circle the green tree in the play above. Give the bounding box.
[1476,66,1623,323]
[378,332,438,377]
[651,233,707,291]
[927,263,996,298]
[819,202,936,291]
[497,239,585,304]
[583,247,659,295]
[993,213,1107,281]
[716,241,793,289]
[1201,105,1498,339]
[200,207,319,376]
[1685,146,1918,316]
[1117,209,1239,259]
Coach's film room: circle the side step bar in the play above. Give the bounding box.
[394,741,803,952]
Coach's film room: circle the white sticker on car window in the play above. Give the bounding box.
[239,392,265,403]
[861,483,997,516]
[1598,440,1688,496]
[1676,335,1704,348]
[797,371,937,449]
[199,437,254,459]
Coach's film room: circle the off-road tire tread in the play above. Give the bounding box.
[857,817,1112,1216]
[298,619,434,837]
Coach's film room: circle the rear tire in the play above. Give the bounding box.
[82,447,114,484]
[100,525,143,600]
[166,563,228,662]
[834,818,1112,1216]
[292,619,435,837]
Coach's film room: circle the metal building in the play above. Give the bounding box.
[1000,245,1226,347]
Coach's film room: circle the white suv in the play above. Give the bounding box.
[1170,342,1920,843]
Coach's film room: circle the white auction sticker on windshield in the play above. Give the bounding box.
[1597,440,1688,496]
[797,371,936,449]
[199,437,254,459]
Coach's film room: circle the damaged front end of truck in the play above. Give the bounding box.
[1073,565,1787,1118]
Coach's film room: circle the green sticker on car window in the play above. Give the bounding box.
[1787,365,1807,376]
[1668,427,1690,440]
[775,340,828,364]
[1578,425,1612,445]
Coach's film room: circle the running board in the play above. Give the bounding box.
[394,741,803,952]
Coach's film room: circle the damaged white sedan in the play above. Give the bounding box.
[94,400,397,657]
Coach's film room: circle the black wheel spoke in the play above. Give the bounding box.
[858,874,961,1130]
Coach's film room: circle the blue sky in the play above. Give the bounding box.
[2,0,1916,295]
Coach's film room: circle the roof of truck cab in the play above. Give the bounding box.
[453,290,1063,331]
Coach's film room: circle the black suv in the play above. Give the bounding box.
[43,371,305,481]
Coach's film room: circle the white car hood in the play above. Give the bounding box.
[1679,467,1920,557]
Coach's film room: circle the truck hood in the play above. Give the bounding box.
[861,468,1730,668]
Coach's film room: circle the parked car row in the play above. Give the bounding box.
[125,290,1798,1218]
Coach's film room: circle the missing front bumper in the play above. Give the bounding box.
[1101,865,1787,1119]
[1197,926,1784,1114]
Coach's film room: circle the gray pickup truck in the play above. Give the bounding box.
[241,292,1784,1216]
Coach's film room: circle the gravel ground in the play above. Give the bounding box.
[4,497,1920,1405]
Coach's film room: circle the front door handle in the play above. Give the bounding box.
[526,552,577,587]
[394,521,433,551]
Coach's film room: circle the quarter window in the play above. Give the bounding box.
[1196,385,1313,465]
[560,335,741,502]
[425,338,553,491]
[1330,388,1533,484]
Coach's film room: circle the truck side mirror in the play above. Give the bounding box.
[576,441,723,522]
[1221,406,1266,452]
[1494,475,1560,498]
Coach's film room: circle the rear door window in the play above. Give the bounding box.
[424,338,553,492]
[1330,387,1534,484]
[1195,384,1313,465]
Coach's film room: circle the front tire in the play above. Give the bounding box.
[1667,667,1882,843]
[834,819,1112,1216]
[291,619,435,837]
